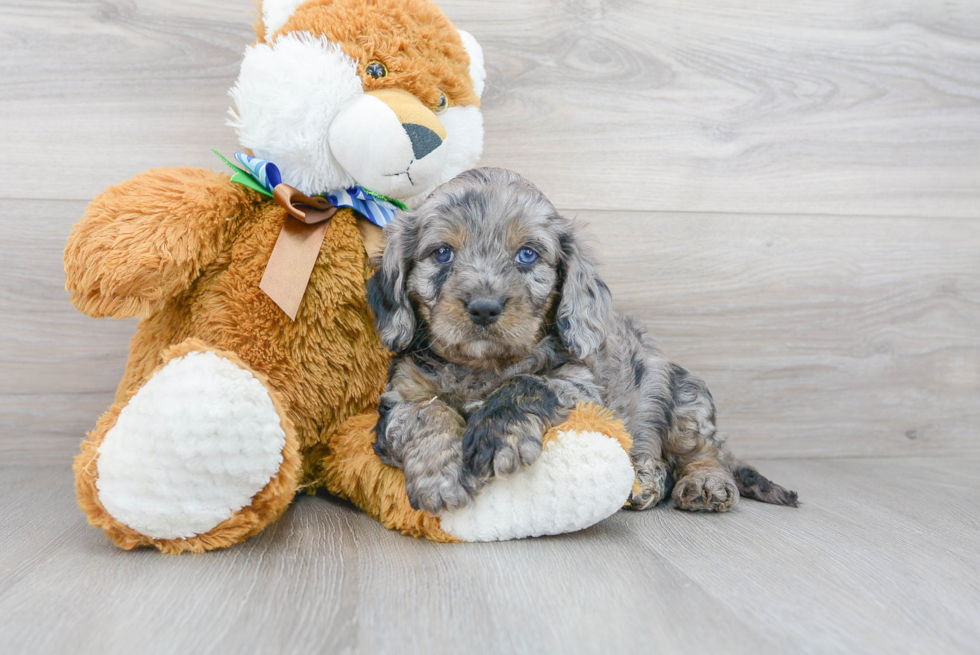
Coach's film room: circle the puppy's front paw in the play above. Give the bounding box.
[672,468,739,512]
[463,412,544,479]
[627,457,672,510]
[404,454,479,515]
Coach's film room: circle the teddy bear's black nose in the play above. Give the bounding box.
[403,123,443,160]
[466,297,504,326]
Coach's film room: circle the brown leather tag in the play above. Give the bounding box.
[259,184,388,319]
[260,219,331,320]
[259,184,338,320]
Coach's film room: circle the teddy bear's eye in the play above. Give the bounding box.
[434,92,448,114]
[366,61,387,79]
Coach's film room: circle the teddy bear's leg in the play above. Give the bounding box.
[74,339,301,554]
[317,413,460,542]
[316,404,635,542]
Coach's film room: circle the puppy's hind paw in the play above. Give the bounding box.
[672,469,739,513]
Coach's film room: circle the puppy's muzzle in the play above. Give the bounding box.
[466,297,504,326]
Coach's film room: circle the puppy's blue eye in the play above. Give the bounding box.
[433,246,454,264]
[516,247,538,265]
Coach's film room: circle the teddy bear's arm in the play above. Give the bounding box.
[65,167,257,319]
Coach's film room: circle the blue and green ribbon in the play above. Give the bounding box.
[213,149,407,228]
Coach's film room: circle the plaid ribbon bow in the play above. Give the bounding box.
[214,150,406,228]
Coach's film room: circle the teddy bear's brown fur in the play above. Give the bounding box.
[264,0,480,110]
[67,167,391,552]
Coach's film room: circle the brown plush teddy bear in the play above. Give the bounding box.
[66,0,635,553]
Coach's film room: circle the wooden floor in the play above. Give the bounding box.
[2,0,979,653]
[2,458,979,654]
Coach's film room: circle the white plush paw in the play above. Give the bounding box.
[96,351,287,540]
[438,429,634,542]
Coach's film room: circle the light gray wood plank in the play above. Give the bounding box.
[0,464,777,655]
[3,1,980,218]
[588,210,980,458]
[0,198,134,463]
[0,0,248,198]
[1,458,978,654]
[471,0,980,218]
[632,457,980,653]
[4,199,977,459]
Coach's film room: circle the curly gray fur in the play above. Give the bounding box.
[368,167,798,514]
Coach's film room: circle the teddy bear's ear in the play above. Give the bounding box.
[457,30,486,100]
[259,0,308,41]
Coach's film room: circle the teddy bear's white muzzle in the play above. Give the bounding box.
[329,92,449,200]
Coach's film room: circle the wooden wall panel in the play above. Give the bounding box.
[2,1,979,217]
[586,210,980,457]
[2,199,977,460]
[1,0,978,460]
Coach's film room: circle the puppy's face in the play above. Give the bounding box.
[370,168,612,366]
[406,179,561,364]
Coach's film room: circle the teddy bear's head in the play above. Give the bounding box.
[228,0,485,207]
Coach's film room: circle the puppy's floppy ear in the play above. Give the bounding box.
[555,221,612,359]
[368,213,417,353]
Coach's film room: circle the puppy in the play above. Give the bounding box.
[368,167,798,515]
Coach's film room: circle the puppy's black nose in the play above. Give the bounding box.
[466,298,504,326]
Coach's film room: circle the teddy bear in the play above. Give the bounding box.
[65,0,635,553]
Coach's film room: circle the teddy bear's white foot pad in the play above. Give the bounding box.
[439,430,634,542]
[96,351,287,540]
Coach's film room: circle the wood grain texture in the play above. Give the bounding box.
[587,210,980,457]
[2,2,979,652]
[1,458,978,654]
[3,0,980,217]
[637,457,980,653]
[4,198,977,460]
[470,0,980,217]
[0,198,134,463]
[3,0,976,454]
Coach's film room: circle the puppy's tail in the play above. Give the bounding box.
[726,455,799,507]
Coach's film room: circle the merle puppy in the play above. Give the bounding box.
[368,167,798,515]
